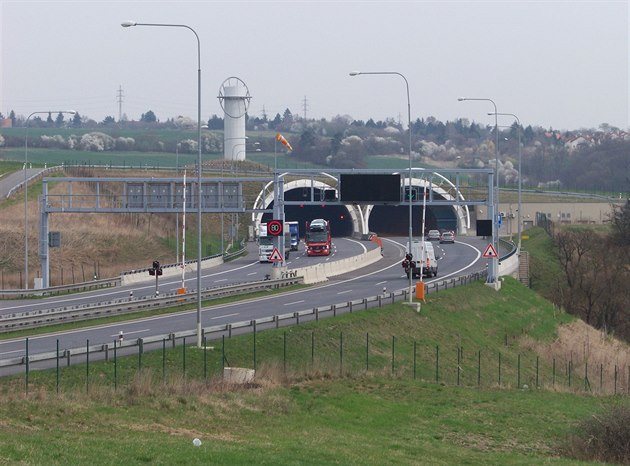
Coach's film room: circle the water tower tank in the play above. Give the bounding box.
[218,77,251,162]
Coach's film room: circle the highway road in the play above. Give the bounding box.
[0,235,488,366]
[0,237,372,315]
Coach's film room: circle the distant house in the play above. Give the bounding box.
[0,118,12,128]
[565,135,593,152]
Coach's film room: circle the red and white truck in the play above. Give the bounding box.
[305,219,331,256]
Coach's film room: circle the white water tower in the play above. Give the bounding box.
[218,76,251,162]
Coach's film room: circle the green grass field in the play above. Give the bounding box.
[0,276,618,465]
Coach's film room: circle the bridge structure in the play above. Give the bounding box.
[38,168,495,288]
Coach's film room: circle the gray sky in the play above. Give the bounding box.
[1,0,628,131]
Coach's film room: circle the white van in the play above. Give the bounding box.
[403,239,438,278]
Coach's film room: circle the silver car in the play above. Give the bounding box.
[439,231,455,244]
[426,229,441,241]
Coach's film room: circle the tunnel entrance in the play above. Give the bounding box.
[368,192,458,236]
[261,187,353,237]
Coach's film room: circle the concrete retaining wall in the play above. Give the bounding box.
[298,246,383,284]
[120,256,224,286]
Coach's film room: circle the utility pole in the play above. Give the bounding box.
[117,85,124,122]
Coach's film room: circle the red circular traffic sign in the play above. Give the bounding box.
[267,220,283,236]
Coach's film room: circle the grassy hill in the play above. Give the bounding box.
[1,276,628,464]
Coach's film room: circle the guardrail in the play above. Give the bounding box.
[0,277,121,299]
[0,270,487,371]
[0,246,248,298]
[0,276,302,333]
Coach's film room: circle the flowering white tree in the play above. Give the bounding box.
[174,116,195,129]
[79,132,115,151]
[115,137,135,151]
[40,135,67,149]
[178,139,198,153]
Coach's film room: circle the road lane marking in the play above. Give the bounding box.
[337,289,353,294]
[284,300,305,306]
[211,313,239,320]
[110,329,150,338]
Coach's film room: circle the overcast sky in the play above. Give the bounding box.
[1,0,628,131]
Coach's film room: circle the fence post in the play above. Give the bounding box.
[366,333,369,372]
[391,336,395,375]
[114,340,117,391]
[339,332,343,376]
[181,337,187,378]
[315,308,319,321]
[457,346,462,387]
[86,339,90,394]
[364,297,368,310]
[435,345,439,383]
[162,338,166,383]
[294,312,300,325]
[138,338,143,372]
[333,304,337,317]
[413,341,417,380]
[25,337,29,395]
[204,335,208,381]
[253,323,257,371]
[477,350,481,386]
[282,331,288,374]
[349,301,353,313]
[56,339,60,394]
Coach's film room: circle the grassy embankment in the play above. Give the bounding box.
[1,228,628,464]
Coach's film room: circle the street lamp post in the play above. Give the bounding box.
[23,110,75,289]
[458,97,499,285]
[490,112,522,252]
[122,20,204,347]
[350,71,414,304]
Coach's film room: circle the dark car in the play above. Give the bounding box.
[439,231,455,244]
[426,229,441,241]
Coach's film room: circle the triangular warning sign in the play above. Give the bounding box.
[482,243,498,258]
[268,247,283,262]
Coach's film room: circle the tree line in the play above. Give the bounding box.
[552,202,630,341]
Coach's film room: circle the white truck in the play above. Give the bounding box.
[258,223,291,263]
[402,239,438,278]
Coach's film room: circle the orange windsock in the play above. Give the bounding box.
[276,132,293,151]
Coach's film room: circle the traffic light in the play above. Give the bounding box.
[149,261,162,276]
[405,253,413,262]
[404,187,418,201]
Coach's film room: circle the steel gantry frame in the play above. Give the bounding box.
[38,168,494,288]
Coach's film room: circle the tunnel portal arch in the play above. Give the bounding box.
[251,172,470,237]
